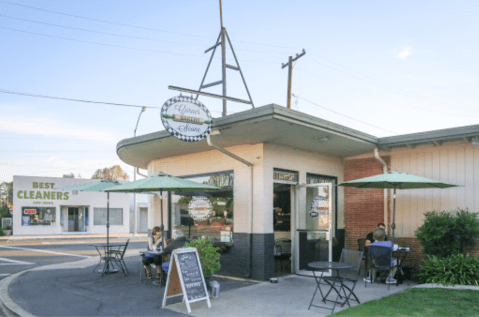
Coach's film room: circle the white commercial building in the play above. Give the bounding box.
[12,175,139,236]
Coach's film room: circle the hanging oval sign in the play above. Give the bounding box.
[161,95,213,142]
[188,197,213,221]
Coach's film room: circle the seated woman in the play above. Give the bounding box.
[142,226,164,279]
[365,227,397,284]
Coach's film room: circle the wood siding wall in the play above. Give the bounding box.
[391,142,479,237]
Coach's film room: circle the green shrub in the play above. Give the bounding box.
[0,227,3,236]
[453,209,479,252]
[416,209,479,258]
[417,253,479,286]
[184,236,221,276]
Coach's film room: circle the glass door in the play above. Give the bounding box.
[68,207,79,232]
[293,183,333,276]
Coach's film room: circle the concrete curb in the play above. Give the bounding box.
[413,283,479,291]
[0,252,141,317]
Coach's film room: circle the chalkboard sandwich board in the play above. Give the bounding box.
[162,247,211,314]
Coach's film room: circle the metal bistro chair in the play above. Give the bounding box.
[365,245,394,291]
[357,238,368,276]
[109,239,130,276]
[274,238,292,271]
[322,249,364,306]
[140,262,160,284]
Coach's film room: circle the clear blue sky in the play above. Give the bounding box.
[1,0,478,183]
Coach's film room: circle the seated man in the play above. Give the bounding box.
[365,223,388,246]
[161,230,187,273]
[365,227,397,284]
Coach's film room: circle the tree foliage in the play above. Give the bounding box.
[91,165,129,181]
[0,182,13,205]
[416,209,479,258]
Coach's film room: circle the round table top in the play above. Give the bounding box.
[308,261,353,270]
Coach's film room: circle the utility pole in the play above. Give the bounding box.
[282,49,306,109]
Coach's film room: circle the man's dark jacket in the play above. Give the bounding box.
[163,236,186,256]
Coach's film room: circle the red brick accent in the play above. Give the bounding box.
[344,157,391,252]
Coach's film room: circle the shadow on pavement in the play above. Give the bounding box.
[9,258,257,316]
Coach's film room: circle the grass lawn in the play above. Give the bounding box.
[332,288,479,316]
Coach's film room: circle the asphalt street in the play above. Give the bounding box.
[0,238,147,280]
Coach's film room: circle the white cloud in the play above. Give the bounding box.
[398,46,412,60]
[44,155,67,162]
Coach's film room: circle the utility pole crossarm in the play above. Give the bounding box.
[282,49,306,109]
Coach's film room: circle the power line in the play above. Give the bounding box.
[0,14,206,47]
[0,88,158,109]
[1,26,282,65]
[308,52,475,117]
[293,94,399,135]
[0,14,288,55]
[1,0,296,50]
[0,26,204,57]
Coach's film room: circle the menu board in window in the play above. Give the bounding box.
[162,247,211,313]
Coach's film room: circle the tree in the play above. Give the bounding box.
[91,165,130,181]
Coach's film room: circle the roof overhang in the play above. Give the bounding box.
[117,104,379,169]
[378,124,479,150]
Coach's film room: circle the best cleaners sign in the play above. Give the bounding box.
[16,182,70,201]
[160,95,213,142]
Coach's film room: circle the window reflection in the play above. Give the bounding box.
[172,171,233,242]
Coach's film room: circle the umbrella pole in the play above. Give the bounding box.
[392,187,396,245]
[107,191,110,254]
[160,189,164,247]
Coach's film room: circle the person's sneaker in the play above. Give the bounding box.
[363,277,372,283]
[386,277,397,284]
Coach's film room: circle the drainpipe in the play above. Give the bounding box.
[374,148,389,237]
[136,167,147,178]
[207,134,255,279]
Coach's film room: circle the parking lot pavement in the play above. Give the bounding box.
[7,257,257,317]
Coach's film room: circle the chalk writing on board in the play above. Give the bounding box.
[177,251,207,301]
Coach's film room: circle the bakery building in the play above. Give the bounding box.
[12,175,134,236]
[116,103,479,281]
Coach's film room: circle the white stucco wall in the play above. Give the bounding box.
[13,176,131,236]
[147,143,264,234]
[146,142,345,235]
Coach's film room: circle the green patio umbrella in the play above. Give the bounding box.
[56,180,121,258]
[338,171,461,244]
[105,172,219,245]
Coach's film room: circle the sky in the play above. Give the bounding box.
[1,0,478,183]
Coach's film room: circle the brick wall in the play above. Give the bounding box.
[344,157,391,252]
[344,156,479,272]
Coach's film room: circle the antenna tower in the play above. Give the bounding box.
[169,0,255,116]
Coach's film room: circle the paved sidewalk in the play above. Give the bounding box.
[0,252,420,317]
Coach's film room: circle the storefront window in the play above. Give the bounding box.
[93,208,123,225]
[172,171,234,242]
[21,207,56,226]
[274,169,298,183]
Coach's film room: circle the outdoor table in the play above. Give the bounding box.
[90,243,126,274]
[393,248,414,285]
[139,250,164,285]
[308,261,354,314]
